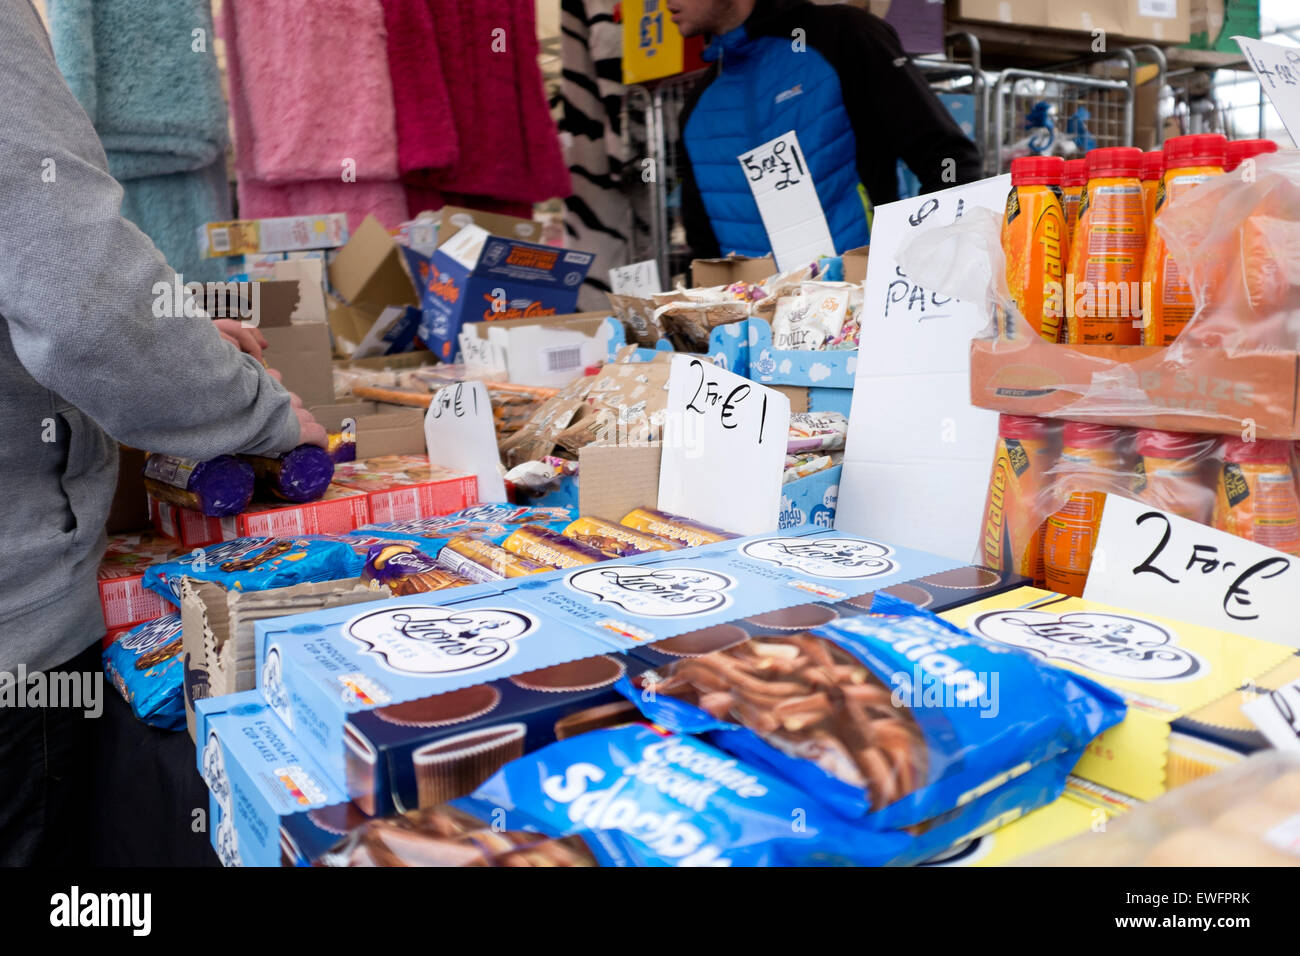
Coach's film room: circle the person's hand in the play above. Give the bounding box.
[213,319,268,362]
[287,389,329,448]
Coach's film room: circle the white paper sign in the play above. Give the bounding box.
[658,354,790,536]
[835,175,1011,560]
[423,381,507,503]
[739,131,835,271]
[609,259,663,297]
[1236,37,1300,147]
[1243,679,1300,753]
[1084,494,1300,647]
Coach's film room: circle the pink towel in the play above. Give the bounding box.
[400,0,570,205]
[220,0,406,227]
[380,0,458,175]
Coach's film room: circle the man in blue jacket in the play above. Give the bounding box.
[670,0,983,260]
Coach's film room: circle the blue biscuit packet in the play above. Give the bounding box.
[103,614,185,731]
[142,535,371,604]
[616,592,1126,829]
[352,504,576,554]
[463,724,909,866]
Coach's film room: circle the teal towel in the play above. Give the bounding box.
[49,0,231,278]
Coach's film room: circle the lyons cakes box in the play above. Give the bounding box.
[196,691,347,868]
[254,526,964,787]
[940,587,1295,801]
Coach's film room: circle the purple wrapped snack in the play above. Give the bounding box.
[243,444,336,503]
[142,454,254,517]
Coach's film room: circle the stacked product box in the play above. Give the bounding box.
[940,587,1295,800]
[97,533,186,638]
[331,456,478,524]
[220,484,372,540]
[150,496,224,550]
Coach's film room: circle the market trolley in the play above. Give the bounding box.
[914,32,993,176]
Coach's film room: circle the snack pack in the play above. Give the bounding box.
[103,614,186,731]
[771,283,853,350]
[787,411,849,454]
[361,543,473,596]
[352,504,576,554]
[142,535,372,604]
[241,444,335,503]
[618,593,1126,827]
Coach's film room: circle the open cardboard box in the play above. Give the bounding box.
[458,311,615,388]
[970,336,1300,437]
[309,400,427,459]
[691,254,776,288]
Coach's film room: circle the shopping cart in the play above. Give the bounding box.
[914,32,993,176]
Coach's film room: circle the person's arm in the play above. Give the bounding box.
[0,0,305,458]
[810,8,983,201]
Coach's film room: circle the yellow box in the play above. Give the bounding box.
[941,587,1293,801]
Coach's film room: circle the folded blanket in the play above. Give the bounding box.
[121,159,232,284]
[238,178,409,232]
[380,0,458,176]
[48,0,228,179]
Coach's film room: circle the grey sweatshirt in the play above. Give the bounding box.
[0,0,301,673]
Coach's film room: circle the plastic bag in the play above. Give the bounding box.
[103,614,186,731]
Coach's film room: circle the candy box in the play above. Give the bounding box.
[97,532,185,630]
[197,691,349,867]
[330,455,478,524]
[941,587,1295,801]
[149,496,223,549]
[341,652,650,817]
[220,484,371,540]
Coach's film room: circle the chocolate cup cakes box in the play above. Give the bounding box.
[343,653,651,817]
[940,588,1295,802]
[195,691,349,868]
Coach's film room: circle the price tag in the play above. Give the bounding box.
[1236,37,1300,146]
[1084,494,1300,647]
[609,259,663,298]
[1242,679,1300,753]
[739,131,835,271]
[658,354,789,535]
[423,381,507,504]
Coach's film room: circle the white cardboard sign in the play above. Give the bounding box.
[658,354,789,536]
[1084,494,1300,647]
[834,174,1011,560]
[739,131,835,271]
[609,258,663,297]
[1236,37,1300,147]
[423,381,507,503]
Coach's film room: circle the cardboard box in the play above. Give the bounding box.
[97,532,185,630]
[106,446,150,534]
[408,225,594,361]
[328,215,419,313]
[941,587,1294,800]
[330,455,479,524]
[1184,0,1258,52]
[457,312,616,388]
[621,0,707,83]
[341,651,650,817]
[197,691,349,867]
[779,464,841,530]
[254,525,961,783]
[691,254,777,289]
[150,496,223,549]
[950,0,1191,43]
[262,322,335,408]
[198,213,349,259]
[309,401,427,459]
[434,205,543,247]
[181,576,388,740]
[219,485,371,540]
[578,444,663,524]
[969,337,1300,438]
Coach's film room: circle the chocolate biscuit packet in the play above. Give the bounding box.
[103,614,186,731]
[618,593,1126,829]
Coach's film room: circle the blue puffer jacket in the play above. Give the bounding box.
[685,27,869,259]
[680,0,983,262]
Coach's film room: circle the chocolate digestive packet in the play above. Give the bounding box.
[617,593,1127,831]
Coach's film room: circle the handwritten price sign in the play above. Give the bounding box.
[659,355,789,535]
[423,381,506,503]
[1237,37,1300,147]
[738,130,834,271]
[1084,494,1300,647]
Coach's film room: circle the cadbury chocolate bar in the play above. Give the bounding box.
[242,444,336,503]
[143,453,255,517]
[363,543,473,596]
[618,507,736,548]
[435,537,548,583]
[562,516,679,558]
[501,525,606,569]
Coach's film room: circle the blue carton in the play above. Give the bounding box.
[197,691,348,868]
[403,226,593,361]
[780,464,841,530]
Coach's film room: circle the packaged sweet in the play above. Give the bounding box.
[619,507,737,547]
[617,593,1126,827]
[500,525,607,569]
[435,536,550,582]
[143,453,254,517]
[326,429,356,463]
[241,444,336,503]
[142,535,371,604]
[787,411,849,454]
[771,283,854,351]
[562,516,679,558]
[606,292,667,347]
[362,543,473,596]
[103,614,186,731]
[654,300,749,353]
[353,504,576,554]
[783,453,835,484]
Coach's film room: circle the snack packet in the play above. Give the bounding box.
[103,614,186,731]
[787,411,849,454]
[771,283,853,350]
[618,593,1126,827]
[142,536,370,604]
[361,543,473,596]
